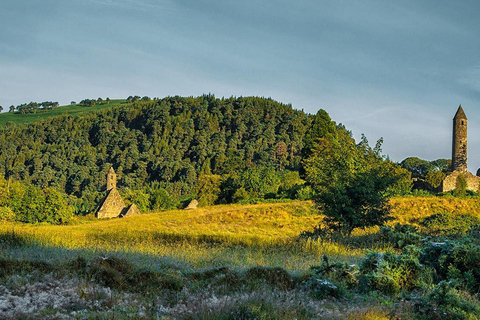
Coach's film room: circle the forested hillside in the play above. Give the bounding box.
[0,95,312,213]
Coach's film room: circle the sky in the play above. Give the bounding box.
[1,0,480,170]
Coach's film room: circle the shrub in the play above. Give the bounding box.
[310,255,358,288]
[420,239,480,293]
[89,256,183,293]
[295,185,315,200]
[419,212,480,236]
[232,187,249,203]
[380,224,422,249]
[415,281,480,320]
[303,278,342,299]
[358,249,424,296]
[0,206,15,223]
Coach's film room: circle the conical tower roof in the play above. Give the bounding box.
[109,167,116,174]
[454,105,467,120]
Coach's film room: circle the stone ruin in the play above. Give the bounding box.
[96,167,140,219]
[441,106,480,192]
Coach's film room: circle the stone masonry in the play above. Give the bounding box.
[96,167,139,219]
[442,106,480,192]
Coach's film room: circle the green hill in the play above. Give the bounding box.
[0,95,312,214]
[0,99,127,127]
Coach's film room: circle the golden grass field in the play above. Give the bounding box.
[2,196,480,272]
[2,196,480,319]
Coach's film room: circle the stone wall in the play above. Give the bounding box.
[96,188,126,219]
[442,170,480,193]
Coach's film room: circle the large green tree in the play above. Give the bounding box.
[303,112,410,235]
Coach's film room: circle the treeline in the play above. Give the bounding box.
[400,157,451,190]
[0,95,311,214]
[6,101,59,114]
[0,175,73,224]
[79,97,111,107]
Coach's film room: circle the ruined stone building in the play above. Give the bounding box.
[96,167,140,219]
[442,106,480,192]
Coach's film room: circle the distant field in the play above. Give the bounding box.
[0,99,127,127]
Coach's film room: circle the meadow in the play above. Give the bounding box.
[2,197,480,319]
[0,100,126,127]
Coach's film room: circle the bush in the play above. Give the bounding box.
[358,249,423,296]
[0,206,15,223]
[232,187,249,203]
[419,212,480,236]
[380,224,422,249]
[420,239,480,293]
[310,255,358,288]
[295,185,315,200]
[303,278,342,299]
[416,281,480,320]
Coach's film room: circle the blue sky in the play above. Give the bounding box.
[1,0,480,170]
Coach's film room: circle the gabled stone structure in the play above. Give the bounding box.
[442,106,480,192]
[96,167,140,219]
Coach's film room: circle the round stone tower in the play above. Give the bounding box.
[452,105,468,172]
[107,167,117,190]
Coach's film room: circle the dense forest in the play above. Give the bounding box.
[0,95,313,215]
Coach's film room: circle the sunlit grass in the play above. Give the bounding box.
[2,196,478,273]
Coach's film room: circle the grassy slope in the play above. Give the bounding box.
[0,99,126,127]
[3,196,478,271]
[2,197,478,319]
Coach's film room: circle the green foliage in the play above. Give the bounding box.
[232,187,249,203]
[419,212,480,236]
[358,248,424,296]
[425,170,447,189]
[149,187,174,211]
[0,176,73,224]
[0,96,310,208]
[419,237,480,294]
[0,206,15,223]
[295,185,315,200]
[400,157,451,179]
[303,115,406,235]
[196,174,221,206]
[122,189,150,213]
[301,109,337,159]
[416,281,480,320]
[311,255,358,289]
[380,224,422,249]
[454,174,468,197]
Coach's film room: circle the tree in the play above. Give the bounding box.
[9,105,14,113]
[302,109,337,159]
[317,167,398,235]
[106,97,110,105]
[425,170,446,190]
[304,116,404,235]
[400,157,433,179]
[0,106,3,113]
[196,173,221,206]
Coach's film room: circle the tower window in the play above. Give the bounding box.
[462,121,464,125]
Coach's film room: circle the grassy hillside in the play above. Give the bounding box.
[0,99,126,127]
[3,196,478,270]
[3,198,480,318]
